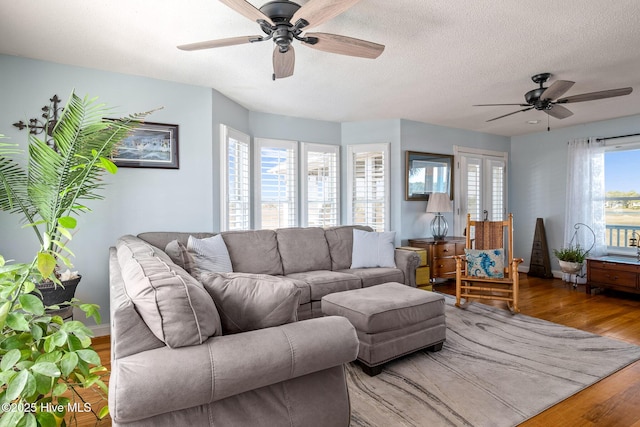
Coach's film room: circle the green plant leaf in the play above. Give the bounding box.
[60,352,78,377]
[23,372,37,400]
[66,335,83,352]
[31,362,61,377]
[98,405,110,419]
[0,301,10,331]
[5,369,28,401]
[19,294,45,315]
[16,412,36,427]
[51,330,68,348]
[0,411,25,427]
[76,349,101,365]
[99,156,118,174]
[79,303,101,324]
[35,412,57,427]
[0,349,21,371]
[57,216,77,229]
[36,252,56,279]
[0,334,30,350]
[36,351,62,365]
[33,372,52,395]
[30,324,43,342]
[6,312,30,331]
[23,281,36,294]
[52,382,67,397]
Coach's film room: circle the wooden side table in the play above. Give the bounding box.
[408,237,466,282]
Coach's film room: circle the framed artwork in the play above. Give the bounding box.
[405,151,454,201]
[112,121,179,169]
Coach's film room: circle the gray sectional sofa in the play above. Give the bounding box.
[108,226,421,426]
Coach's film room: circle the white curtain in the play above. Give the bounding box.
[563,137,606,282]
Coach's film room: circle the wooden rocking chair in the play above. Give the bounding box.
[454,213,523,313]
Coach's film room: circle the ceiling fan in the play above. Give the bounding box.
[474,73,633,122]
[178,0,385,80]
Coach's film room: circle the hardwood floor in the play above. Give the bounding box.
[82,275,640,426]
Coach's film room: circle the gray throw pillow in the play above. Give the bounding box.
[199,272,300,334]
[164,239,196,273]
[116,235,222,348]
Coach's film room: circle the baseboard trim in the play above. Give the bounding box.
[90,323,111,337]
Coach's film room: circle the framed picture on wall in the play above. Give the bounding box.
[111,121,179,169]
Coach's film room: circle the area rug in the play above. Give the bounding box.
[347,294,640,427]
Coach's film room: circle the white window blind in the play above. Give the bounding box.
[220,125,250,231]
[255,138,298,229]
[347,143,390,232]
[301,143,340,227]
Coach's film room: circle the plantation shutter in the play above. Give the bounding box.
[255,138,298,229]
[221,126,250,231]
[301,143,340,227]
[347,143,390,232]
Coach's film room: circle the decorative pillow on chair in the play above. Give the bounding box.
[199,272,301,334]
[350,229,396,269]
[187,234,233,275]
[465,248,505,278]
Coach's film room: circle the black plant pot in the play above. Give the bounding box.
[37,275,81,320]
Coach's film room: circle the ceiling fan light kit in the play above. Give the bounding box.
[179,0,385,80]
[474,72,632,124]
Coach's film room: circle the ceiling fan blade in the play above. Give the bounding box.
[557,87,633,104]
[291,0,361,30]
[486,107,534,122]
[303,32,384,59]
[219,0,273,25]
[545,105,573,119]
[178,35,261,51]
[473,103,530,107]
[273,46,295,79]
[541,80,575,101]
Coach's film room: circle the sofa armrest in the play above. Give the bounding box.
[109,316,358,423]
[394,249,420,287]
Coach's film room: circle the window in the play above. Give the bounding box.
[454,147,507,234]
[604,139,640,253]
[346,143,390,232]
[254,138,298,229]
[301,143,340,227]
[220,125,250,231]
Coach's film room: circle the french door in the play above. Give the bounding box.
[454,147,507,235]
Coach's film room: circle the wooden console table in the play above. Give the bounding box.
[586,256,640,295]
[408,237,466,282]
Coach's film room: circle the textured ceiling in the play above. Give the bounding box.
[1,0,639,136]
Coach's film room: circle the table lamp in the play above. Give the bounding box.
[426,192,452,240]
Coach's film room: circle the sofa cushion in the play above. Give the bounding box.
[187,234,233,274]
[351,229,396,268]
[337,267,404,288]
[221,230,283,275]
[285,270,362,301]
[116,235,221,348]
[276,227,332,275]
[199,272,300,334]
[324,225,373,270]
[138,232,215,251]
[164,240,195,273]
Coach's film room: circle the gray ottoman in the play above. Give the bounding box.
[322,282,446,376]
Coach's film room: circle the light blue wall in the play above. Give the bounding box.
[511,114,640,273]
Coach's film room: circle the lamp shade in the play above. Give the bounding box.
[426,192,452,213]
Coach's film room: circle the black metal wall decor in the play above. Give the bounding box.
[13,94,63,148]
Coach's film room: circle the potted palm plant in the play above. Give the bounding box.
[1,92,148,305]
[0,91,149,425]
